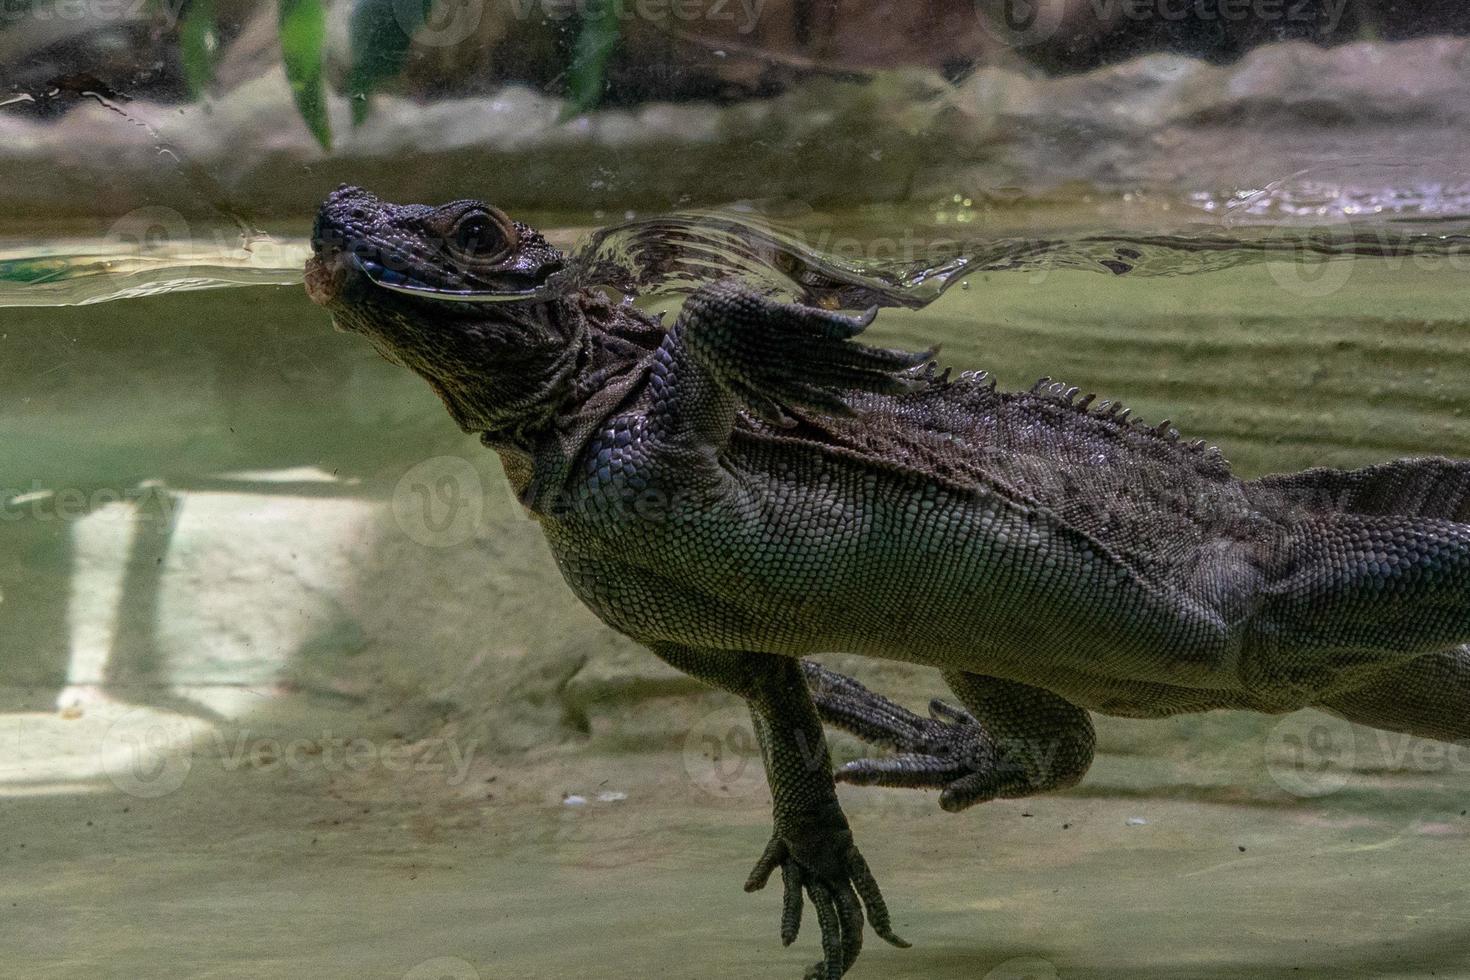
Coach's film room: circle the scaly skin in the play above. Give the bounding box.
[306,185,1470,978]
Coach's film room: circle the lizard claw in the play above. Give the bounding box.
[745,830,908,979]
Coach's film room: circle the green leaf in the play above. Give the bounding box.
[345,0,426,126]
[279,0,332,151]
[560,7,620,121]
[179,0,217,98]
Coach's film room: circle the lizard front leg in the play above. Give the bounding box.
[805,663,1095,811]
[654,645,909,980]
[618,283,927,976]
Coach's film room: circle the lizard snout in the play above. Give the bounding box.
[306,185,382,307]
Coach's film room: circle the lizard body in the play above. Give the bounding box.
[306,185,1470,978]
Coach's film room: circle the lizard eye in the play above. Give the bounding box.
[449,209,516,264]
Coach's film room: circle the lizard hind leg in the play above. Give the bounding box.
[804,663,1095,812]
[1239,514,1470,716]
[1318,646,1470,743]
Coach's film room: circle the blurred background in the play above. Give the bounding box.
[4,0,1470,224]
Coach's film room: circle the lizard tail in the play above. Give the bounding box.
[1247,457,1470,522]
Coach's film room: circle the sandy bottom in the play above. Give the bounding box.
[5,690,1470,980]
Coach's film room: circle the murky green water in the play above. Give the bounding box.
[5,209,1470,979]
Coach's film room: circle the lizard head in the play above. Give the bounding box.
[305,184,586,438]
[306,184,569,303]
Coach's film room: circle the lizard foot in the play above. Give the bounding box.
[745,825,909,980]
[804,663,1018,812]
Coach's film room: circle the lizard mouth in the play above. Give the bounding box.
[303,252,348,307]
[307,244,569,307]
[354,254,574,303]
[304,243,431,307]
[304,246,377,334]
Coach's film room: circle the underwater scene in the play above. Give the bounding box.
[6,3,1470,978]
